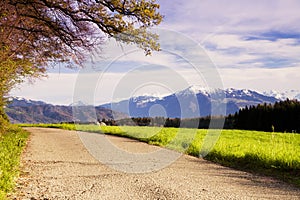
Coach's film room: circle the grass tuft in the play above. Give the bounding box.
[0,125,29,200]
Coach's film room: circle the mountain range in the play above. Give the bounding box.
[101,86,279,118]
[6,86,298,123]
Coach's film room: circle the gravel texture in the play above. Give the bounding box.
[10,127,300,200]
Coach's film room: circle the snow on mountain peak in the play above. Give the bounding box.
[188,85,208,93]
[263,90,300,100]
[225,88,260,96]
[178,85,222,96]
[130,95,162,108]
[242,89,251,95]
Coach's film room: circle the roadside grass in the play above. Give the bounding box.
[0,125,29,200]
[202,130,300,186]
[20,123,300,187]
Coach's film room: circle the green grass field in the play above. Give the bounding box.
[21,123,300,186]
[0,125,29,200]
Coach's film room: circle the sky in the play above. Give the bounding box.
[11,0,300,105]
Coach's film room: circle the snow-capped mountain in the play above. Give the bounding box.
[176,85,222,97]
[263,90,300,100]
[7,86,285,122]
[101,86,279,118]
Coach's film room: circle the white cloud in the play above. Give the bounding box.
[202,34,300,68]
[219,66,300,92]
[157,0,300,69]
[159,0,300,35]
[89,29,216,73]
[10,74,77,105]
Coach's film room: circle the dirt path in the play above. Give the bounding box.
[11,128,300,200]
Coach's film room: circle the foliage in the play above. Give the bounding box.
[0,54,44,129]
[0,125,29,199]
[0,0,162,124]
[1,0,162,64]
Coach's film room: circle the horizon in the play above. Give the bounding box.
[11,85,299,106]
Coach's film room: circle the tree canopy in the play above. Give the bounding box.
[1,0,162,63]
[0,0,162,124]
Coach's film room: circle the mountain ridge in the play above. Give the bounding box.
[5,98,127,124]
[100,87,280,118]
[7,86,298,123]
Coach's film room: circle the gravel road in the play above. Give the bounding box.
[11,127,300,200]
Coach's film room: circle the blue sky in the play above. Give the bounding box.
[11,0,300,105]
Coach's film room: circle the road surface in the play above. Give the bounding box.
[11,128,300,199]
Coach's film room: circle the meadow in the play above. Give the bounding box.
[21,123,300,186]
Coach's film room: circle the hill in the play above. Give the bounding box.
[5,98,126,124]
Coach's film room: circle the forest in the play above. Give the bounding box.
[229,99,300,132]
[100,99,300,133]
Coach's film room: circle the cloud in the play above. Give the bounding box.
[203,34,300,68]
[156,0,300,69]
[68,1,300,71]
[159,0,300,34]
[245,31,300,42]
[11,73,77,105]
[219,66,300,92]
[87,29,215,73]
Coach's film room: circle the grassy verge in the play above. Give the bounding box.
[20,123,300,187]
[199,130,300,187]
[0,125,29,200]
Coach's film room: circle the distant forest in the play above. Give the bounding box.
[228,99,300,133]
[100,99,300,133]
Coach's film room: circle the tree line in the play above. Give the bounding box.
[99,116,223,129]
[99,99,300,133]
[228,99,300,133]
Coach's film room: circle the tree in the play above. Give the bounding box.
[232,99,300,133]
[0,0,163,125]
